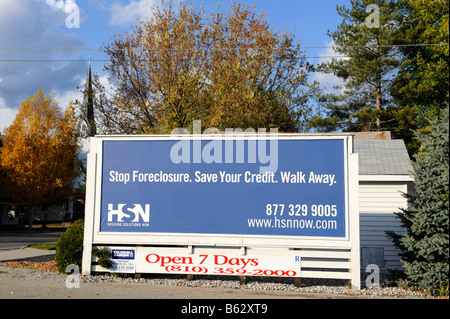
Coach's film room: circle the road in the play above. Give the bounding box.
[0,231,63,250]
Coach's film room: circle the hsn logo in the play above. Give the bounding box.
[107,204,150,223]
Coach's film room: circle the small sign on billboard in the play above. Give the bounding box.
[110,248,136,273]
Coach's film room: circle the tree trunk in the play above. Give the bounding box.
[28,204,37,232]
[375,37,381,131]
[376,81,381,131]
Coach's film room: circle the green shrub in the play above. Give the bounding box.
[55,219,84,273]
[92,246,112,269]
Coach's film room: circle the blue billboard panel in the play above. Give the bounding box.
[100,138,347,238]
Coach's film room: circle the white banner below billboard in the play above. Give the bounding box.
[135,249,301,277]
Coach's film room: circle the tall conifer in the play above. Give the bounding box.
[387,107,449,296]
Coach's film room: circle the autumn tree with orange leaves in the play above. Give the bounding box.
[94,1,319,134]
[0,87,81,230]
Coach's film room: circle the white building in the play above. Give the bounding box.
[355,136,414,271]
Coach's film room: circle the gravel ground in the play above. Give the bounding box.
[80,272,433,298]
[0,259,440,299]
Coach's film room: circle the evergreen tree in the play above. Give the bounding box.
[387,106,449,296]
[390,0,449,122]
[309,0,405,131]
[308,0,423,156]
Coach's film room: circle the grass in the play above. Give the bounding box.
[27,242,57,250]
[0,223,68,233]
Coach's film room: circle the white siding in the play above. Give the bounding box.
[359,181,408,270]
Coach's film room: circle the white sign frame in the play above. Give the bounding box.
[82,133,360,289]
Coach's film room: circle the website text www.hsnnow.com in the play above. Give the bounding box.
[247,216,338,230]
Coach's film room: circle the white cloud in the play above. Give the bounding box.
[0,0,86,128]
[109,0,158,26]
[52,84,83,110]
[46,0,78,14]
[0,98,18,130]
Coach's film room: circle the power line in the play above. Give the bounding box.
[0,43,447,52]
[0,59,109,62]
[0,43,446,63]
[0,56,351,63]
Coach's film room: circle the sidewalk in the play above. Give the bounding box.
[0,247,55,262]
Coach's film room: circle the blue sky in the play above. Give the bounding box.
[0,0,350,129]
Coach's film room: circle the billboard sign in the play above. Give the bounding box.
[82,133,359,288]
[97,136,350,239]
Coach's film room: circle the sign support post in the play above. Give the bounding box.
[349,152,360,290]
[81,139,97,276]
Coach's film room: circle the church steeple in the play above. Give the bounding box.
[78,58,96,137]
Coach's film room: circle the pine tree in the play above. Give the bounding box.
[390,0,449,122]
[387,106,449,296]
[308,0,421,156]
[309,0,405,131]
